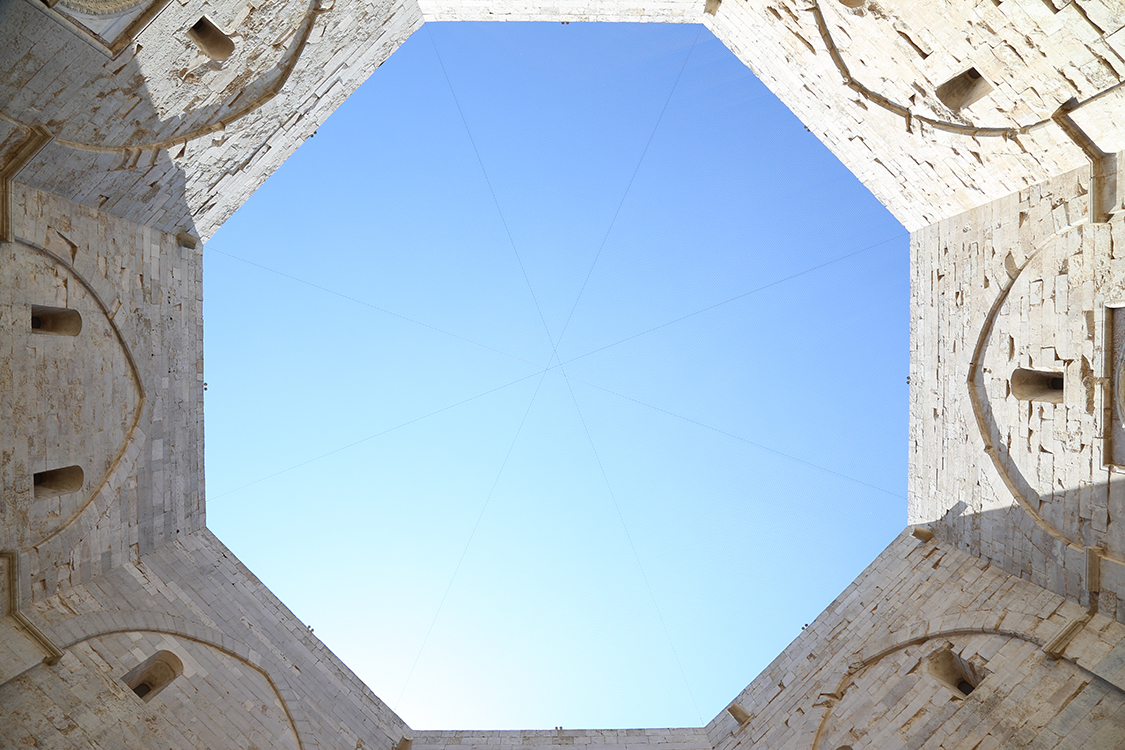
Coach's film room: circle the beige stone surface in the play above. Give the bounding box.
[5,0,1125,748]
[3,0,1123,236]
[1,185,205,603]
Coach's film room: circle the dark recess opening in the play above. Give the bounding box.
[936,67,992,111]
[30,305,82,336]
[188,16,235,61]
[1011,368,1065,403]
[33,465,84,499]
[122,650,184,702]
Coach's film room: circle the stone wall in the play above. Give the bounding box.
[6,0,1125,748]
[707,532,1125,750]
[414,727,710,750]
[0,0,424,238]
[10,528,1125,750]
[3,528,412,749]
[1,185,205,610]
[5,0,1125,241]
[908,158,1125,624]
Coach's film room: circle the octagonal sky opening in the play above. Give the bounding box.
[202,20,908,731]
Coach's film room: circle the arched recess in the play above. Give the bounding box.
[1010,368,1065,403]
[2,619,304,750]
[964,220,1125,564]
[122,649,183,700]
[810,617,1125,750]
[5,240,145,551]
[3,0,323,155]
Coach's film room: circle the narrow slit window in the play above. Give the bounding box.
[726,703,751,725]
[925,643,985,700]
[936,67,992,111]
[187,17,234,61]
[1011,368,1064,404]
[122,650,183,702]
[33,465,83,499]
[31,305,81,336]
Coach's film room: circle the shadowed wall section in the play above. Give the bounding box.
[5,0,1121,238]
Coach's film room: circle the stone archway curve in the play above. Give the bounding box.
[40,610,306,750]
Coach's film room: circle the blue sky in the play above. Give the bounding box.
[202,20,909,731]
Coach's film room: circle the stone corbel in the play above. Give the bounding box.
[0,550,65,666]
[0,126,52,242]
[1051,100,1117,224]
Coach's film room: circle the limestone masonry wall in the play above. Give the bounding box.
[9,531,1125,750]
[5,0,1125,747]
[908,160,1125,626]
[1,0,424,238]
[703,532,1125,750]
[2,185,205,609]
[5,0,1125,238]
[413,727,710,750]
[4,529,412,749]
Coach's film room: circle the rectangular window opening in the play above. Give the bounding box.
[33,465,84,499]
[1011,368,1064,404]
[936,67,992,112]
[31,305,82,336]
[187,16,234,61]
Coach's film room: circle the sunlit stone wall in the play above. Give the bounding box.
[705,533,1125,750]
[5,0,1125,747]
[4,0,1124,238]
[909,160,1125,625]
[2,530,413,749]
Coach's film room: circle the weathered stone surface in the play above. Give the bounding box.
[4,0,1125,748]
